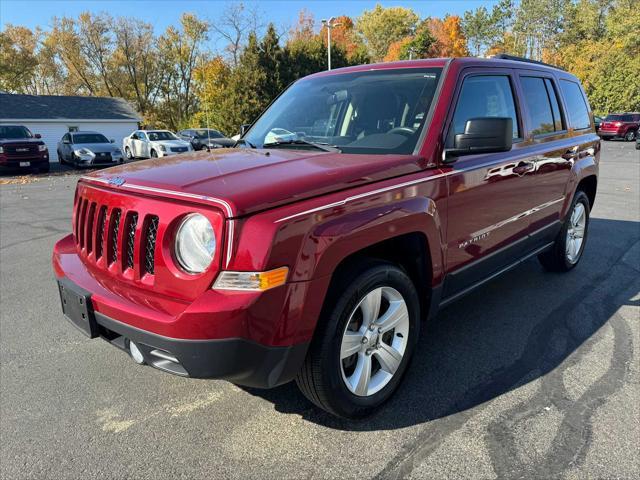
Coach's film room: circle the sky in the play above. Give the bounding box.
[1,1,499,50]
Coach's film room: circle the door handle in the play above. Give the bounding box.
[513,161,535,175]
[562,147,579,161]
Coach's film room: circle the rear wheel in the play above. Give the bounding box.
[125,146,133,160]
[624,130,636,141]
[57,150,65,165]
[296,261,420,418]
[150,149,158,158]
[538,190,590,272]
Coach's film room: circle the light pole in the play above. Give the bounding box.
[321,17,341,70]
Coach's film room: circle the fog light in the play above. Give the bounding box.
[129,341,145,364]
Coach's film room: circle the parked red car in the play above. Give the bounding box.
[53,56,599,418]
[598,112,640,141]
[0,125,50,173]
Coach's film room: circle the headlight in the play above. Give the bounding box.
[159,144,166,152]
[0,146,4,154]
[73,148,95,160]
[38,144,48,152]
[175,214,216,273]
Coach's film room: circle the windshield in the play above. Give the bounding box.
[0,125,33,139]
[244,68,442,155]
[195,129,224,139]
[148,131,178,141]
[72,133,109,144]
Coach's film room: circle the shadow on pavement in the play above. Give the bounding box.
[242,217,640,431]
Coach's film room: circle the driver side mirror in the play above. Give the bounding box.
[240,124,252,136]
[444,117,513,163]
[34,133,42,139]
[110,138,115,143]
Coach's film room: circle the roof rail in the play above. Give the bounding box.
[492,53,564,71]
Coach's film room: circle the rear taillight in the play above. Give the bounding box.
[615,122,623,127]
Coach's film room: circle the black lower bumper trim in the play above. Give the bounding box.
[95,312,309,388]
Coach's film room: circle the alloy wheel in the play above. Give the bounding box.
[340,286,409,397]
[566,202,586,264]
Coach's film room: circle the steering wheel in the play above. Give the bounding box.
[387,127,415,137]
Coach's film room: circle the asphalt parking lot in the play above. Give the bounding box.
[1,141,638,479]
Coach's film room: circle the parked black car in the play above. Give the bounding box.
[178,129,235,150]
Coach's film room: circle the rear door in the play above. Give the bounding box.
[514,72,574,240]
[442,68,542,298]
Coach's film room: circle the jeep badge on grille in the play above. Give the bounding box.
[108,177,126,187]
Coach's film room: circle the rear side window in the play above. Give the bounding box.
[451,75,519,140]
[560,80,591,130]
[520,77,564,136]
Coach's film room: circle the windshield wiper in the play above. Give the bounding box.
[234,138,256,148]
[262,139,341,153]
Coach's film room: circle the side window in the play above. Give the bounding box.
[139,132,148,141]
[560,80,591,130]
[62,133,69,142]
[451,75,519,142]
[544,79,564,131]
[520,76,563,135]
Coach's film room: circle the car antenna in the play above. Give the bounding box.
[201,55,212,153]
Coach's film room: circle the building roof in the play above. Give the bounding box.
[0,94,141,121]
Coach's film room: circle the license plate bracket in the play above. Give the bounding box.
[57,278,99,338]
[19,161,31,167]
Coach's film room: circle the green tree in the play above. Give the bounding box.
[462,6,494,56]
[0,25,38,93]
[356,4,419,61]
[156,14,210,129]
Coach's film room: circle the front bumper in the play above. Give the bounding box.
[53,234,316,388]
[0,154,49,168]
[95,306,307,386]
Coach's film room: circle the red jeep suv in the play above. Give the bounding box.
[53,56,599,418]
[598,112,640,141]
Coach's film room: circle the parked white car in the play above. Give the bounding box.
[122,130,192,160]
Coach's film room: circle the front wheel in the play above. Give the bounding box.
[538,190,590,272]
[296,261,420,418]
[624,130,637,141]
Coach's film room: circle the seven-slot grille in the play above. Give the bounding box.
[73,196,159,277]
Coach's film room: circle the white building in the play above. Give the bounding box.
[0,94,141,162]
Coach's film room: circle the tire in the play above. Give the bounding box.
[296,260,420,418]
[538,190,590,272]
[125,146,133,160]
[150,149,158,158]
[57,150,65,165]
[624,130,636,141]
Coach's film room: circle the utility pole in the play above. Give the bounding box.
[321,17,341,70]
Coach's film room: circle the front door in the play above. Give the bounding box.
[135,132,149,158]
[442,69,540,299]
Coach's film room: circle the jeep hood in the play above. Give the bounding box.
[83,148,424,217]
